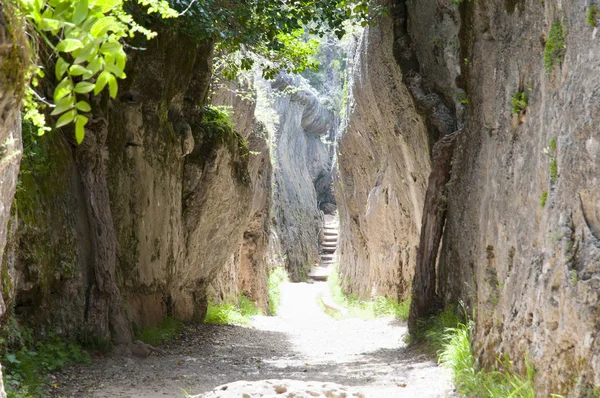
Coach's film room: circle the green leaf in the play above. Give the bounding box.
[95,0,123,13]
[75,115,88,144]
[76,101,92,112]
[54,77,73,102]
[73,41,99,64]
[107,73,118,98]
[99,40,121,55]
[57,38,84,53]
[69,65,89,76]
[56,109,77,128]
[55,57,69,80]
[91,16,118,37]
[50,95,75,116]
[40,17,61,31]
[94,71,110,95]
[74,81,96,94]
[72,0,89,25]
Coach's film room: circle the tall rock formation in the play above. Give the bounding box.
[0,4,28,396]
[333,14,431,300]
[269,75,334,281]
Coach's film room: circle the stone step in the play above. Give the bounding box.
[320,247,336,254]
[320,254,336,261]
[323,231,338,237]
[321,243,337,249]
[309,266,332,281]
[323,238,338,244]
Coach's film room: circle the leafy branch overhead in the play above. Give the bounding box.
[16,0,384,143]
[17,0,177,143]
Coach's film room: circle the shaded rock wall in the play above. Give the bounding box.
[269,75,334,281]
[1,28,257,342]
[427,0,600,394]
[209,79,272,313]
[333,14,431,300]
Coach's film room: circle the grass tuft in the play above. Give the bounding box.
[134,317,185,346]
[511,92,528,114]
[204,295,263,326]
[588,6,599,27]
[326,268,410,320]
[268,267,289,315]
[411,307,537,397]
[540,191,548,208]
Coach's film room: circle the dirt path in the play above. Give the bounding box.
[51,282,457,397]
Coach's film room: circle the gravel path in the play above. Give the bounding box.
[51,282,457,397]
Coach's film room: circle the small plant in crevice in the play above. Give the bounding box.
[550,157,558,183]
[511,91,528,114]
[268,266,289,315]
[540,191,548,207]
[544,21,566,72]
[569,269,579,285]
[455,91,469,106]
[588,6,599,27]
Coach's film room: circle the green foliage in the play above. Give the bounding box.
[410,308,537,397]
[438,321,536,397]
[166,0,386,79]
[238,295,262,317]
[544,21,566,72]
[540,191,548,208]
[511,92,528,114]
[455,91,469,105]
[16,0,177,142]
[588,6,599,27]
[1,326,90,397]
[569,269,578,285]
[549,137,557,153]
[550,157,558,183]
[204,295,262,326]
[268,266,289,315]
[327,268,410,320]
[134,317,184,346]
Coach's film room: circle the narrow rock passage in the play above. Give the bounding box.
[53,283,456,398]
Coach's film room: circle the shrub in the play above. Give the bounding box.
[540,191,548,207]
[544,21,566,72]
[511,92,528,114]
[588,6,599,27]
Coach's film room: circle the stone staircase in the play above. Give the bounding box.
[309,214,339,281]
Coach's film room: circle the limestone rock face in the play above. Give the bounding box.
[430,1,600,394]
[209,79,273,313]
[2,29,255,339]
[333,14,430,300]
[269,76,334,281]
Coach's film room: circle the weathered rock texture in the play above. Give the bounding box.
[428,0,600,394]
[1,28,260,345]
[209,78,272,313]
[0,4,28,396]
[333,0,600,394]
[333,13,431,300]
[269,75,334,281]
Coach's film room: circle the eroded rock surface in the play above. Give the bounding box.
[333,10,430,300]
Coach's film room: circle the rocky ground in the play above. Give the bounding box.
[50,282,457,397]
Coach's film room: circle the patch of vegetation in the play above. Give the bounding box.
[550,157,558,183]
[1,323,90,398]
[588,6,599,27]
[268,267,289,315]
[204,294,263,326]
[326,268,410,320]
[544,21,566,72]
[569,269,579,285]
[410,307,537,397]
[549,137,557,153]
[455,91,469,105]
[540,191,548,208]
[511,91,528,114]
[134,317,185,346]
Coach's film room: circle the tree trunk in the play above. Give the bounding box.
[0,3,29,395]
[408,130,460,332]
[74,116,131,352]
